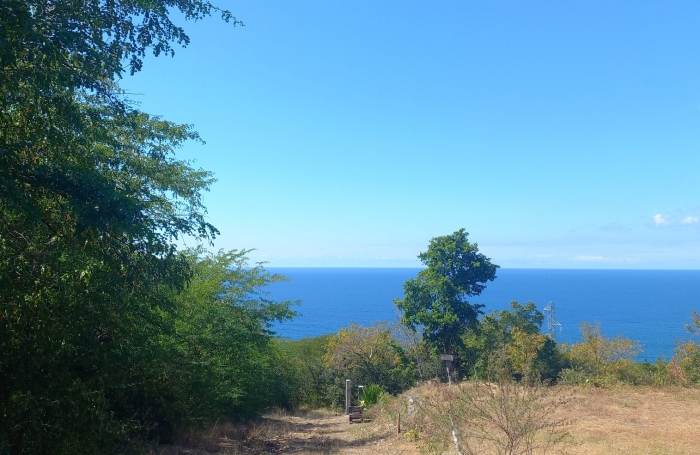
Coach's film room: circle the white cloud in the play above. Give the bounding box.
[574,255,606,261]
[653,214,668,225]
[682,216,699,224]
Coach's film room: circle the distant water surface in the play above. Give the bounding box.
[267,268,700,360]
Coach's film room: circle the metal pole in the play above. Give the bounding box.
[345,379,351,415]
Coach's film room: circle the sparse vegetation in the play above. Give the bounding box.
[421,381,571,455]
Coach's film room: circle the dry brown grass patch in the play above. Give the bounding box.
[156,385,700,454]
[557,385,700,455]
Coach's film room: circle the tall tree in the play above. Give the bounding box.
[160,248,298,426]
[394,229,499,382]
[0,2,241,453]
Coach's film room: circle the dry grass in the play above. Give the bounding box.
[154,407,417,455]
[157,385,700,454]
[559,386,700,455]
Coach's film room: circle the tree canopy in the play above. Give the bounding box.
[0,2,260,453]
[394,229,499,360]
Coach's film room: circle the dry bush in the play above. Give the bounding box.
[371,372,572,455]
[435,380,571,455]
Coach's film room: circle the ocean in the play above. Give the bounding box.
[267,268,700,360]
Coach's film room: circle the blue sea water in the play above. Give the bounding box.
[267,268,700,360]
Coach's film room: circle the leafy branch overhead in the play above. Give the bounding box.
[0,2,258,453]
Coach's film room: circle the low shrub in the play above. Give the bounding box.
[362,385,387,406]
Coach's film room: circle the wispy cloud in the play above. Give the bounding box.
[682,216,699,224]
[574,255,606,261]
[653,214,668,225]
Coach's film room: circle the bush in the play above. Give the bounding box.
[407,356,572,455]
[323,323,416,406]
[362,385,387,406]
[560,322,642,385]
[669,311,700,386]
[460,301,562,382]
[280,335,339,409]
[670,341,700,385]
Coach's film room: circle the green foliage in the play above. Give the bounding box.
[559,322,643,386]
[0,108,215,452]
[461,301,561,381]
[323,323,416,407]
[280,334,338,409]
[688,309,700,335]
[507,328,560,383]
[389,322,445,382]
[160,248,298,425]
[0,0,240,100]
[671,341,700,385]
[669,310,700,385]
[634,358,675,387]
[0,240,297,453]
[394,229,499,364]
[362,385,387,406]
[0,2,274,453]
[281,326,416,411]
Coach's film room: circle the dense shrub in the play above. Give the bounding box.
[460,301,563,382]
[159,248,298,425]
[0,1,245,453]
[669,310,700,385]
[323,324,417,407]
[557,322,657,386]
[280,335,339,409]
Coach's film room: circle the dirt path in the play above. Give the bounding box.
[159,410,419,455]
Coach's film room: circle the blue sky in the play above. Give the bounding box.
[122,1,700,268]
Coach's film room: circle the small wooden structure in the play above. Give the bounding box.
[348,405,365,423]
[442,353,455,383]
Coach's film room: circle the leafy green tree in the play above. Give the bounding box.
[161,248,298,425]
[281,334,339,409]
[388,321,445,382]
[507,328,560,382]
[0,1,243,453]
[394,229,499,381]
[0,108,216,453]
[1,0,241,217]
[324,323,415,402]
[488,301,544,336]
[462,301,555,379]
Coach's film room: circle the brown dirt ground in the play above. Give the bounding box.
[159,385,700,455]
[157,409,418,455]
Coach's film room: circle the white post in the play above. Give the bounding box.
[345,379,351,415]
